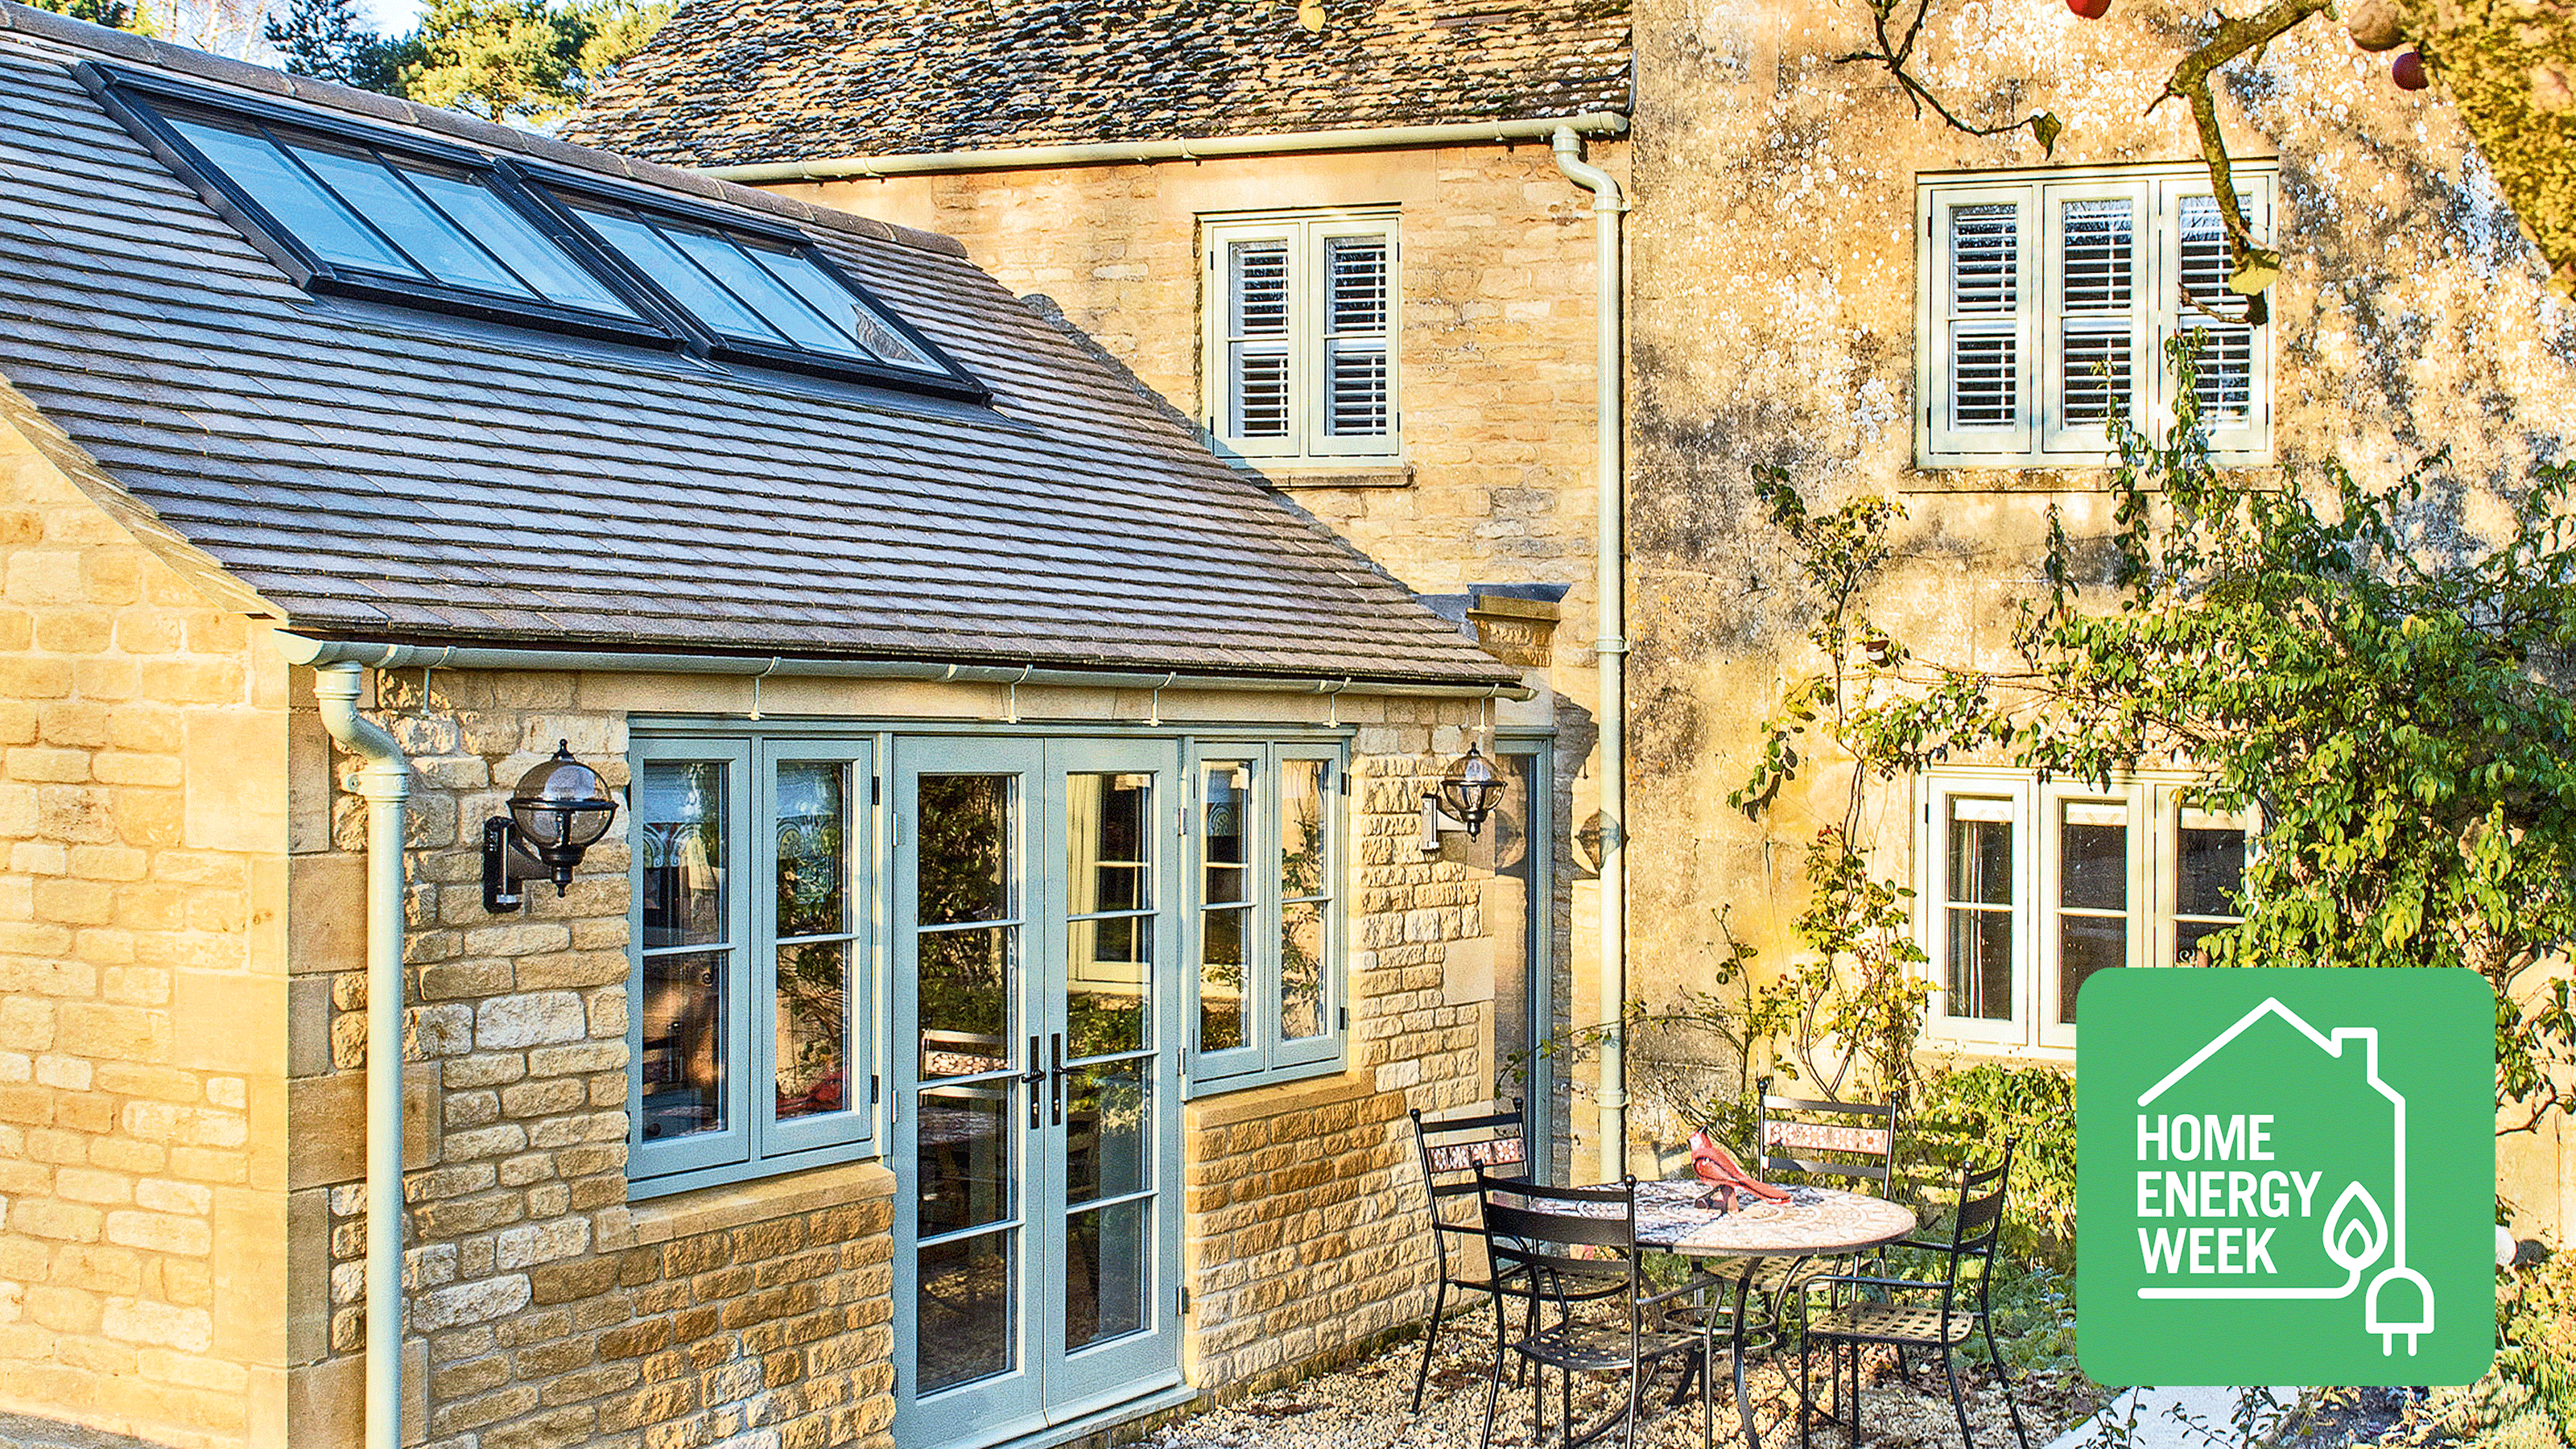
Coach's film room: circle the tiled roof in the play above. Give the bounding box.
[564,0,1629,168]
[0,4,1517,688]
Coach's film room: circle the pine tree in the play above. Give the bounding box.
[262,0,383,87]
[24,0,140,35]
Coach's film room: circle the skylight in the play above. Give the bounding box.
[95,67,985,402]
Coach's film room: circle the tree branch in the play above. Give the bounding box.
[2159,0,2332,308]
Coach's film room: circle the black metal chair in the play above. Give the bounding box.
[1755,1078,1901,1193]
[1410,1100,1530,1412]
[1477,1175,1714,1449]
[1797,1140,2032,1449]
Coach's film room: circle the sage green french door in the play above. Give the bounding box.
[892,737,1184,1449]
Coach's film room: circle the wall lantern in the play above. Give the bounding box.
[484,741,619,912]
[1419,742,1505,852]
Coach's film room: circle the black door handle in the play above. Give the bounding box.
[1023,1034,1045,1129]
[1050,1033,1065,1127]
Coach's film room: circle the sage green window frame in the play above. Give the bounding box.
[1185,738,1347,1092]
[628,733,881,1197]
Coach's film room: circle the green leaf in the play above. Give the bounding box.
[2030,111,2063,157]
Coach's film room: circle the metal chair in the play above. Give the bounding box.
[1477,1175,1714,1449]
[1410,1100,1530,1413]
[1797,1141,2032,1449]
[1756,1076,1901,1191]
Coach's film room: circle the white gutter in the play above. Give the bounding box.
[700,112,1630,184]
[1551,126,1630,1176]
[309,662,410,1449]
[272,637,1537,703]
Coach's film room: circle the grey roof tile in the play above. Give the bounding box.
[567,0,1628,167]
[0,9,1513,688]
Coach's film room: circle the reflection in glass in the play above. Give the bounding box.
[2177,825,2246,918]
[776,761,848,939]
[919,927,1011,1078]
[774,940,848,1120]
[1067,773,1150,916]
[918,1084,1012,1236]
[1199,906,1246,1051]
[1946,806,2013,906]
[1945,799,2014,1021]
[2176,918,2232,964]
[1064,1066,1148,1203]
[640,950,724,1140]
[641,762,726,948]
[917,1229,1013,1393]
[1280,759,1328,898]
[1279,901,1325,1040]
[1067,917,1150,1058]
[1948,909,2013,1022]
[1066,1199,1148,1352]
[1201,762,1251,904]
[2059,817,2127,910]
[919,775,1010,926]
[2058,916,2124,1025]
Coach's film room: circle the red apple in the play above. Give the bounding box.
[2066,0,2111,16]
[2392,50,2429,90]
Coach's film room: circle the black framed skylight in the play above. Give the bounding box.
[85,65,986,402]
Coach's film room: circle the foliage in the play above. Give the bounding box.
[359,0,667,126]
[25,0,138,31]
[263,0,389,89]
[1951,1257,2079,1376]
[1909,1063,2079,1265]
[1742,339,2576,1133]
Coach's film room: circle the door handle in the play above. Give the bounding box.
[1050,1033,1065,1127]
[1023,1035,1046,1129]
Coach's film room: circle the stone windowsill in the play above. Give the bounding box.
[607,1157,896,1249]
[1241,462,1414,490]
[1183,1068,1375,1131]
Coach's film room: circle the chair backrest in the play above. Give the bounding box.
[1411,1101,1526,1278]
[1921,1137,2017,1335]
[1477,1174,1641,1305]
[1755,1075,1899,1190]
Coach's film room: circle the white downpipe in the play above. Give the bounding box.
[1552,126,1630,1176]
[700,112,1631,184]
[312,662,410,1449]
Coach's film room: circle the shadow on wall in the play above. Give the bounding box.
[0,1411,177,1449]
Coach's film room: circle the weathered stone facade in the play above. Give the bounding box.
[1621,2,2576,1229]
[0,396,291,1448]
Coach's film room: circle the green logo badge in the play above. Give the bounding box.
[2077,968,2493,1385]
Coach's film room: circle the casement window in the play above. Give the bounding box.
[94,66,984,400]
[1201,212,1400,463]
[1187,741,1347,1089]
[1916,163,2275,466]
[630,735,878,1193]
[1919,770,2251,1052]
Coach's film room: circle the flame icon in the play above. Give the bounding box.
[2323,1181,2390,1272]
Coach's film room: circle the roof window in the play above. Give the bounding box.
[91,66,986,402]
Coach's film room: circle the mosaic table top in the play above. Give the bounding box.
[1624,1179,1918,1258]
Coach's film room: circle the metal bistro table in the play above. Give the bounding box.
[1628,1179,1918,1449]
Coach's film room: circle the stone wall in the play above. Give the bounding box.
[1621,1,2576,1227]
[0,393,291,1447]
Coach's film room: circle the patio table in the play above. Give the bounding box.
[1622,1179,1918,1449]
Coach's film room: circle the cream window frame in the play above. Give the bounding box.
[1200,210,1402,464]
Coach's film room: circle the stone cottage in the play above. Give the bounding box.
[575,0,2576,1234]
[0,7,1547,1447]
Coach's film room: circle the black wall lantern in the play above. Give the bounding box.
[1419,741,1505,851]
[485,741,619,912]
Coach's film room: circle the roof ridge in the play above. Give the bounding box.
[0,0,968,258]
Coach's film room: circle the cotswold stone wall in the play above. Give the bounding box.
[287,671,898,1449]
[1622,1,2576,1228]
[0,397,289,1449]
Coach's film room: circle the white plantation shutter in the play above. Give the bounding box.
[1204,215,1400,459]
[2041,184,2148,453]
[2162,183,2268,453]
[1925,188,2033,458]
[1224,237,1292,440]
[1322,235,1389,438]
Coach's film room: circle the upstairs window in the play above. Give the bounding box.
[1202,211,1400,465]
[94,67,985,402]
[1916,163,2274,467]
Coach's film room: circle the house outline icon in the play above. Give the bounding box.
[2132,996,2436,1356]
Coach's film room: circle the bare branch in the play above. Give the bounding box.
[2161,0,2330,303]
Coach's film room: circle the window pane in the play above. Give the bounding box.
[1066,1199,1149,1352]
[2060,199,2134,426]
[2058,915,2123,1024]
[285,142,536,298]
[2059,813,2127,910]
[1279,899,1325,1041]
[1198,906,1246,1051]
[916,1228,1012,1392]
[1279,759,1327,898]
[1326,341,1388,436]
[751,246,938,369]
[403,169,639,316]
[1067,773,1150,916]
[662,223,862,355]
[1230,345,1291,437]
[1063,1063,1148,1203]
[1067,916,1150,1058]
[2176,196,2255,420]
[1326,235,1387,333]
[1951,330,2017,429]
[918,1084,1011,1235]
[774,939,848,1121]
[639,949,725,1139]
[579,206,784,342]
[919,927,1011,1079]
[1229,239,1289,336]
[1950,203,2018,312]
[2176,917,2235,965]
[1201,761,1251,903]
[919,774,1010,925]
[1945,803,2013,906]
[776,760,848,939]
[1946,908,2013,1020]
[168,118,422,277]
[641,762,728,948]
[2177,824,2245,916]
